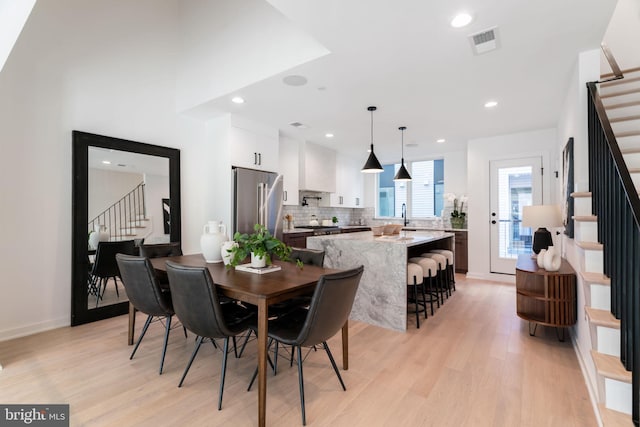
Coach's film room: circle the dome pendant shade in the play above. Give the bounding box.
[362,106,384,173]
[393,126,412,181]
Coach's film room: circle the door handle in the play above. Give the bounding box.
[254,152,257,165]
[258,153,262,165]
[283,190,287,201]
[491,220,497,224]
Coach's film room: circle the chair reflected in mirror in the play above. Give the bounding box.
[88,240,136,308]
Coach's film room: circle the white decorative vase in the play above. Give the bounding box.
[89,224,109,250]
[221,241,238,266]
[543,246,561,271]
[251,252,266,268]
[536,249,547,268]
[200,220,227,263]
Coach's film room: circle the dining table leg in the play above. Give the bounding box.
[342,319,349,370]
[128,303,136,345]
[257,299,268,427]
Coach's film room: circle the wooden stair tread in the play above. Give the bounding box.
[629,168,640,174]
[571,191,592,198]
[606,100,640,110]
[576,241,603,251]
[617,130,640,138]
[610,114,640,123]
[601,87,640,98]
[573,215,597,222]
[592,350,632,383]
[581,271,611,286]
[601,66,640,79]
[621,147,640,154]
[601,75,640,87]
[586,307,620,329]
[599,404,633,426]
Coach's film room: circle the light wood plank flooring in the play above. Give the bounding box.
[0,276,596,426]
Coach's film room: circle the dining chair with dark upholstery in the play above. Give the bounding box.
[139,242,183,259]
[90,240,136,307]
[116,254,177,375]
[248,265,364,425]
[165,261,256,410]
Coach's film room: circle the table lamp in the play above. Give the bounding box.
[522,204,563,254]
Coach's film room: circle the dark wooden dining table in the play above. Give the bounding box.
[129,254,348,427]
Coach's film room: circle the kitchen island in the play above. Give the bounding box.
[307,230,454,331]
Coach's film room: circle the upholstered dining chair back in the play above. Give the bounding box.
[165,261,245,339]
[296,265,363,347]
[139,242,182,259]
[289,248,325,267]
[93,240,136,278]
[116,254,173,316]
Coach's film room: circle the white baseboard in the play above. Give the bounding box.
[571,330,603,427]
[465,271,515,284]
[0,316,69,343]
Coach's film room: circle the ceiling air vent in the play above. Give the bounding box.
[468,26,500,55]
[289,122,309,129]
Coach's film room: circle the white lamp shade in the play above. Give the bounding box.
[522,205,563,229]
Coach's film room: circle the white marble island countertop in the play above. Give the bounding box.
[312,230,454,246]
[308,230,455,332]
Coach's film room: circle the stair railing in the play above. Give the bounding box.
[88,182,146,241]
[587,45,640,425]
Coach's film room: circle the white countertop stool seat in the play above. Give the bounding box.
[406,262,428,328]
[408,257,439,316]
[420,253,449,303]
[430,249,456,292]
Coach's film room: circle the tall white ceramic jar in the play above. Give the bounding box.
[200,220,227,263]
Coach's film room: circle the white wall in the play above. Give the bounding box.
[466,128,557,280]
[0,0,214,340]
[602,0,640,70]
[557,48,602,413]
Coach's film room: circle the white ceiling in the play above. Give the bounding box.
[189,0,617,164]
[89,147,169,177]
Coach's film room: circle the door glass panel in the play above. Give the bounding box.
[497,166,533,258]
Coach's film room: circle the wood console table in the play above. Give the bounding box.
[515,254,577,341]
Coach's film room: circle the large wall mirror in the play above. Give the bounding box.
[72,131,181,326]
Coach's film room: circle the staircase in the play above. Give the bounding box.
[89,182,151,242]
[575,65,640,426]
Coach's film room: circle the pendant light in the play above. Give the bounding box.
[393,126,412,181]
[361,106,384,173]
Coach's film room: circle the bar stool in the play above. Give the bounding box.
[408,257,439,315]
[430,249,455,292]
[420,253,449,303]
[406,263,427,328]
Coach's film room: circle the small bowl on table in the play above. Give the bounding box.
[371,226,385,236]
[383,224,403,235]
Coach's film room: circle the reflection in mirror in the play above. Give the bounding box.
[72,131,181,326]
[87,148,170,309]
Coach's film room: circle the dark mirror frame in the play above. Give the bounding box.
[72,131,181,326]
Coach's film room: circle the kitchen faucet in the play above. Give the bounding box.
[402,203,408,226]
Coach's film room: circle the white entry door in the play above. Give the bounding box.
[490,157,542,274]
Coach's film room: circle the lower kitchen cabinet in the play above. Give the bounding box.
[283,232,313,249]
[453,230,468,273]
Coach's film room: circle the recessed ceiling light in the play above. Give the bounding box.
[283,75,308,86]
[484,100,498,108]
[451,13,473,28]
[102,160,111,165]
[436,139,446,143]
[231,96,245,104]
[325,133,334,138]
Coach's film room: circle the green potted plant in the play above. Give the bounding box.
[332,216,339,224]
[445,193,467,229]
[227,224,292,268]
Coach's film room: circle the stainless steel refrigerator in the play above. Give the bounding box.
[232,167,284,240]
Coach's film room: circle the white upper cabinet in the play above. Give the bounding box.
[330,153,364,208]
[299,142,336,193]
[229,117,279,171]
[278,136,299,206]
